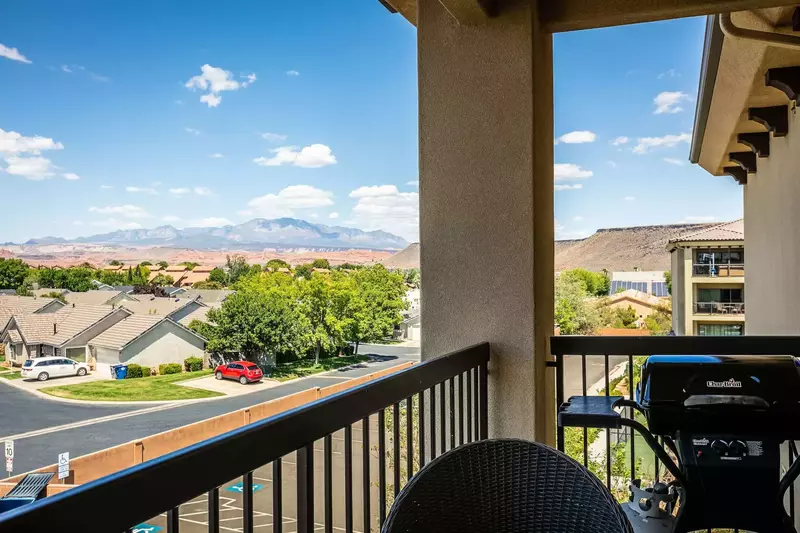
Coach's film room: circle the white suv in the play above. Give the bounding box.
[21,357,90,381]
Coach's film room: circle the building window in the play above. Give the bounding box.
[698,323,744,336]
[694,247,745,276]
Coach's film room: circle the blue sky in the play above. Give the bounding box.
[0,3,741,244]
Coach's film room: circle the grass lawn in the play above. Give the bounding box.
[0,371,22,380]
[40,370,220,401]
[269,355,370,382]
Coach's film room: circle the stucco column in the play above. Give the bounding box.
[418,1,554,443]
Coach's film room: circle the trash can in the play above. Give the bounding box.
[110,364,128,380]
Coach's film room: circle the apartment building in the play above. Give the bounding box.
[667,220,744,336]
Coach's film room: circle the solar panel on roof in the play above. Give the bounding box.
[651,282,668,297]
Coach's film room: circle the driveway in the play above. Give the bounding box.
[6,371,107,391]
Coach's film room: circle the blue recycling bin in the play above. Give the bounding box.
[110,364,128,380]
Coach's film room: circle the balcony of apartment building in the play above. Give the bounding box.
[692,247,745,279]
[4,2,800,533]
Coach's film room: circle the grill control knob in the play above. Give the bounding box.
[711,440,729,456]
[728,440,748,458]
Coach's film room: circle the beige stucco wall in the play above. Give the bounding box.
[670,249,686,335]
[418,1,553,442]
[744,109,800,334]
[606,298,657,319]
[122,322,205,368]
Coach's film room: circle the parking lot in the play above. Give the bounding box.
[136,421,395,533]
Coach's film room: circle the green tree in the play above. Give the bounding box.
[664,270,672,295]
[348,265,407,354]
[41,291,67,303]
[562,268,610,297]
[311,258,331,269]
[295,264,314,280]
[404,268,421,287]
[299,273,357,364]
[140,261,152,266]
[181,262,199,271]
[192,281,224,289]
[208,267,226,284]
[644,304,673,335]
[612,305,638,329]
[65,268,95,292]
[225,254,252,286]
[0,258,29,290]
[151,274,175,286]
[205,287,312,363]
[266,259,290,271]
[157,261,169,269]
[109,260,121,266]
[99,271,126,286]
[555,273,600,335]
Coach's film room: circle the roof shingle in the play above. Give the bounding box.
[89,314,164,350]
[669,219,743,244]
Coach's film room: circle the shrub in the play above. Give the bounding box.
[139,366,151,377]
[159,363,182,375]
[184,356,203,372]
[126,364,143,379]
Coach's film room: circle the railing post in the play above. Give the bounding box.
[208,487,219,533]
[555,354,564,451]
[297,444,314,533]
[242,472,254,533]
[479,361,489,440]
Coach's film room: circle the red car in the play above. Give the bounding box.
[214,361,263,384]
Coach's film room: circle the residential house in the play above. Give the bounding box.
[177,266,215,287]
[177,306,211,327]
[102,264,123,272]
[0,295,65,332]
[667,220,745,336]
[599,289,671,325]
[119,296,206,324]
[63,290,139,307]
[2,305,131,365]
[609,271,669,297]
[90,280,115,291]
[174,289,232,308]
[163,264,189,286]
[88,314,206,375]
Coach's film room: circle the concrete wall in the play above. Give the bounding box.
[671,249,685,335]
[418,0,553,443]
[744,109,800,334]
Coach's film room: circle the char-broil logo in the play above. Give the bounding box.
[706,378,742,388]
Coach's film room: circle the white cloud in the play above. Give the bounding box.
[62,172,80,180]
[625,196,636,201]
[348,185,419,241]
[555,131,596,144]
[185,64,252,107]
[0,44,31,64]
[555,218,591,240]
[162,215,181,222]
[310,213,319,219]
[658,69,680,79]
[194,186,213,196]
[554,163,593,181]
[663,157,686,166]
[126,186,158,195]
[0,128,64,155]
[681,215,718,223]
[238,209,254,216]
[286,70,300,77]
[2,156,57,180]
[573,216,584,222]
[61,65,72,73]
[88,205,150,219]
[633,133,692,154]
[654,91,690,114]
[241,73,257,87]
[209,153,225,158]
[329,212,339,219]
[185,127,200,135]
[253,144,337,168]
[246,185,334,217]
[261,132,287,143]
[406,180,419,187]
[554,184,584,191]
[192,217,233,227]
[607,161,617,168]
[174,99,184,105]
[611,136,629,146]
[88,219,143,230]
[169,187,191,195]
[100,185,113,190]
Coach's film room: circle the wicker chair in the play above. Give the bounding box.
[382,438,633,533]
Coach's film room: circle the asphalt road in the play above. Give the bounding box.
[3,343,421,475]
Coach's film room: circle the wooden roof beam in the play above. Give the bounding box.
[540,0,799,33]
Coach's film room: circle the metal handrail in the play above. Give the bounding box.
[693,302,745,314]
[692,263,745,276]
[0,343,490,533]
[551,336,800,356]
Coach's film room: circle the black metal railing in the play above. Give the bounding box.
[0,343,490,533]
[693,263,745,277]
[550,335,800,531]
[693,301,745,315]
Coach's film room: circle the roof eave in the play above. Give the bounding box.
[690,15,725,165]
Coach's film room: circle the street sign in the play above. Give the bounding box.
[5,458,11,474]
[57,452,69,480]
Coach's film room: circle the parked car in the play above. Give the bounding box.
[214,361,262,385]
[21,357,90,381]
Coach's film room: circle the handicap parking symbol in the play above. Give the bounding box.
[132,525,162,533]
[226,481,263,493]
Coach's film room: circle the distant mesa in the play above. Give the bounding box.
[18,218,408,252]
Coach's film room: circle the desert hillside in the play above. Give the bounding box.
[555,223,713,272]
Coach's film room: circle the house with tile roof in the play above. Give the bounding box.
[0,295,65,331]
[667,220,744,336]
[63,290,138,307]
[118,296,206,324]
[89,314,206,375]
[2,304,131,365]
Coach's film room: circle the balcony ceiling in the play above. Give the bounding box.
[694,7,800,176]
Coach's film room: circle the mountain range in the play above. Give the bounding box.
[21,218,409,251]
